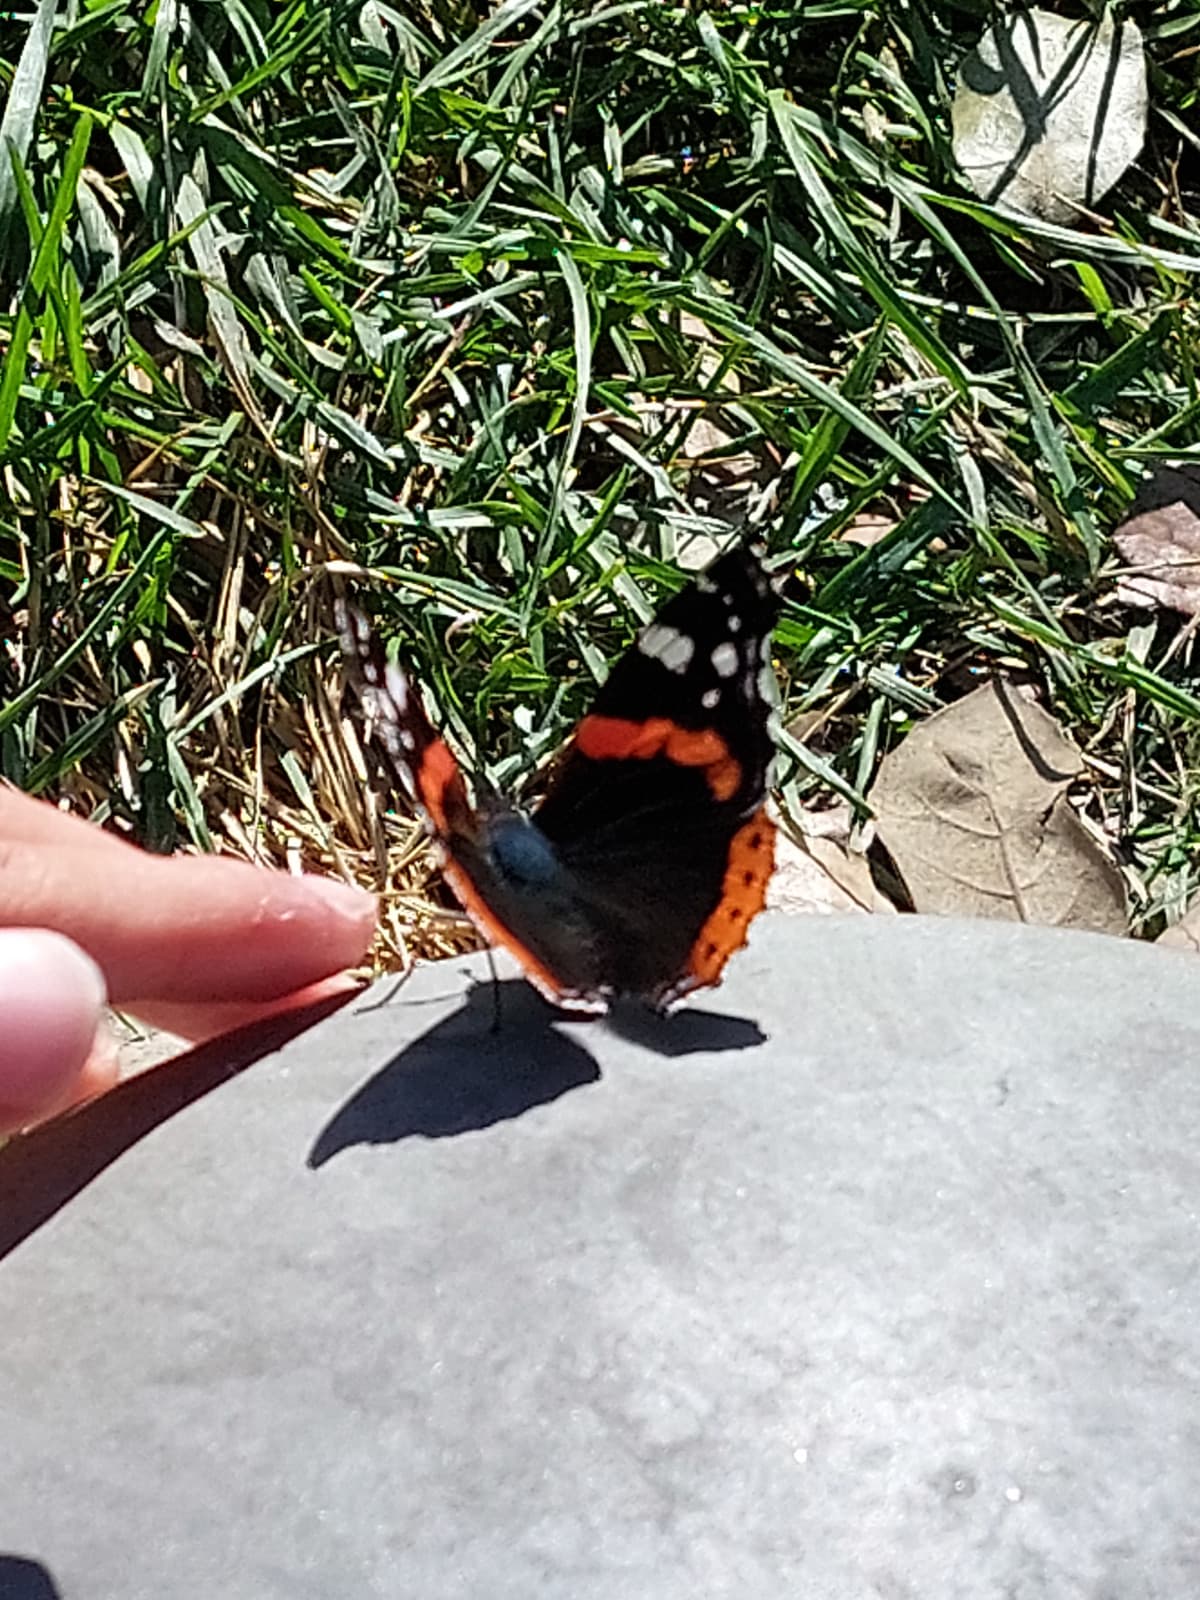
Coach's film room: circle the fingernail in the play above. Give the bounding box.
[296,876,377,926]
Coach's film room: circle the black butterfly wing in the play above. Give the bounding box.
[531,545,778,1006]
[337,601,606,1009]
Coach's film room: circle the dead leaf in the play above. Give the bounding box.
[786,706,835,745]
[1158,901,1200,954]
[768,808,896,917]
[674,313,780,521]
[951,10,1147,224]
[1113,465,1200,616]
[676,535,723,571]
[838,510,897,548]
[681,412,739,459]
[794,800,855,844]
[871,679,1127,934]
[768,829,867,916]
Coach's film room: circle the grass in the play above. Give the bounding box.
[1,0,1199,965]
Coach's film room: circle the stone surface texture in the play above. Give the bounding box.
[1,912,1198,1599]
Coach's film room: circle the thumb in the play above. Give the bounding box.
[0,928,110,1133]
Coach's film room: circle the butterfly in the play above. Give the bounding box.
[337,544,778,1014]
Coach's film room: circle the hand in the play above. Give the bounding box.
[0,787,377,1134]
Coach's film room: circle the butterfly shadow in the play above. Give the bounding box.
[605,998,766,1059]
[306,977,766,1167]
[0,1557,64,1600]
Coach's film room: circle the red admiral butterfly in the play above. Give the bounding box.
[337,544,778,1013]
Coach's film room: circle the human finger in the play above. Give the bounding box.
[0,929,109,1133]
[0,841,375,1008]
[126,971,363,1043]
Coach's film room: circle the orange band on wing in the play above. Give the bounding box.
[685,808,775,989]
[417,738,467,834]
[574,715,742,803]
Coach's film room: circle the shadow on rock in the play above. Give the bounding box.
[605,999,766,1057]
[307,977,767,1167]
[307,978,600,1164]
[0,1555,64,1600]
[0,993,352,1266]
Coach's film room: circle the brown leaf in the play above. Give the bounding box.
[871,679,1127,934]
[1113,464,1200,616]
[767,830,864,916]
[786,707,828,745]
[838,510,897,548]
[1158,901,1200,954]
[767,811,896,917]
[951,11,1147,225]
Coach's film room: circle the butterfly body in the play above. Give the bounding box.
[339,545,778,1013]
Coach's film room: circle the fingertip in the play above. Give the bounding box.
[290,875,378,964]
[221,874,375,1003]
[0,929,108,1132]
[126,970,365,1044]
[294,874,377,929]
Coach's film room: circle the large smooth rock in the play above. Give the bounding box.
[1,913,1199,1599]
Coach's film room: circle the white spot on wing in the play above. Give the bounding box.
[640,623,695,675]
[383,663,409,710]
[727,615,742,633]
[711,641,739,678]
[702,687,720,709]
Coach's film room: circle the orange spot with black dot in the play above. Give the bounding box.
[685,807,776,988]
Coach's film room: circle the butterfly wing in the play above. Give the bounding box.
[336,601,607,1010]
[336,600,475,844]
[531,545,778,1008]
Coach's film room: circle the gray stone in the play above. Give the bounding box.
[2,912,1199,1598]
